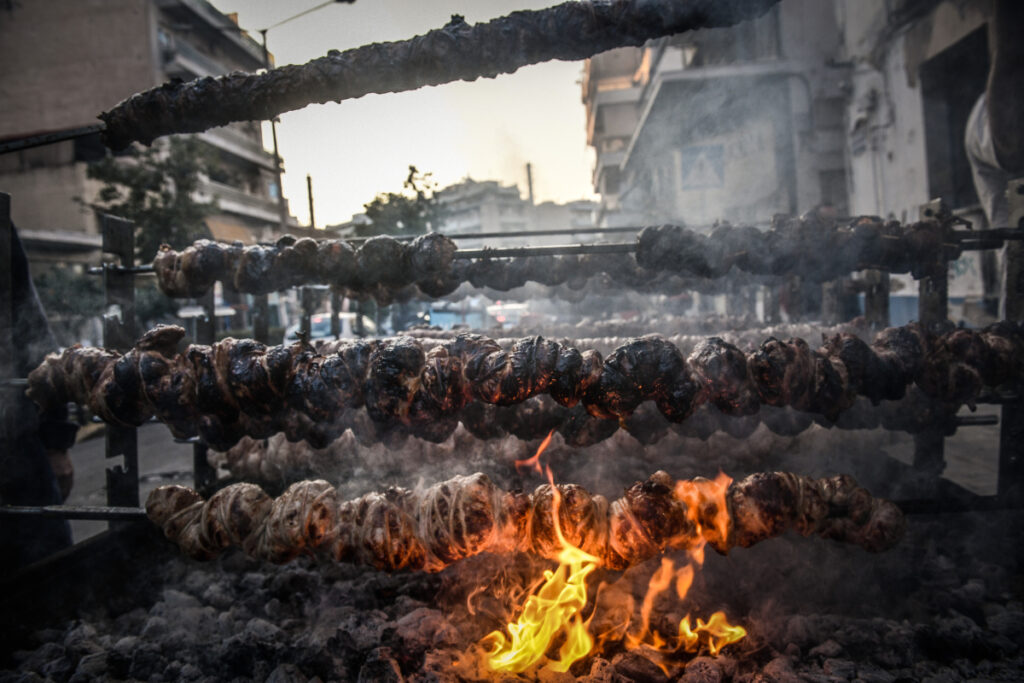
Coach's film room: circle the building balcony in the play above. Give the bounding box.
[623,60,801,168]
[162,36,225,79]
[199,179,282,225]
[197,125,277,172]
[155,0,266,70]
[591,149,625,187]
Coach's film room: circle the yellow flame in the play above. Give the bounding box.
[482,463,746,673]
[485,431,601,674]
[678,612,748,655]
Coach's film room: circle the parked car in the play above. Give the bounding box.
[284,313,377,342]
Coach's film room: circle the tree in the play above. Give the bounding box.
[359,165,443,237]
[32,267,104,346]
[87,136,217,262]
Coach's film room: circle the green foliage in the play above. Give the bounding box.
[360,165,443,237]
[32,267,104,345]
[135,279,181,330]
[87,136,217,262]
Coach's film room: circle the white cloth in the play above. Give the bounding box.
[965,94,1011,317]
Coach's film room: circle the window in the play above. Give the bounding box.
[920,27,989,209]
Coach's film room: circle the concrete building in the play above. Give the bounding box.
[584,1,848,229]
[835,0,997,324]
[0,0,293,266]
[435,177,597,249]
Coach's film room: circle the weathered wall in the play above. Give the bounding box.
[1,161,101,234]
[0,0,156,136]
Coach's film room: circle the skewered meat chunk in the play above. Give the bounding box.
[28,324,1024,449]
[147,471,905,570]
[100,0,781,149]
[689,338,758,416]
[150,212,962,304]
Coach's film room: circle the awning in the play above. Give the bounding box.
[205,215,257,243]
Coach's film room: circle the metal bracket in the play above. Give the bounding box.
[913,199,948,484]
[999,178,1024,502]
[0,194,16,442]
[100,215,139,509]
[192,289,218,491]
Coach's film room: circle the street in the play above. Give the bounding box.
[66,423,196,542]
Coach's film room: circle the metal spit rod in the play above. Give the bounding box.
[0,504,147,521]
[85,227,1024,276]
[1,495,1019,522]
[0,123,106,156]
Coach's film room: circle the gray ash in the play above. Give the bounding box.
[2,504,1022,682]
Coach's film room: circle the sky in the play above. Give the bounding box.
[207,0,597,227]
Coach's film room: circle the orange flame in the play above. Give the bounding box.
[514,430,554,475]
[481,462,745,673]
[621,472,745,664]
[486,432,600,673]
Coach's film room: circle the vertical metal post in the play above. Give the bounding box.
[196,288,216,346]
[913,199,947,479]
[863,270,890,328]
[252,293,270,344]
[299,286,313,334]
[260,30,289,234]
[0,194,16,442]
[353,299,366,337]
[330,290,341,339]
[307,174,316,230]
[193,289,217,491]
[821,280,840,325]
[100,215,139,509]
[998,178,1024,501]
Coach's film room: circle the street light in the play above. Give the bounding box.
[254,1,354,231]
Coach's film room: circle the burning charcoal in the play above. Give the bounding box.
[761,656,797,682]
[808,639,843,658]
[822,658,857,679]
[681,656,724,683]
[40,657,74,682]
[69,652,108,682]
[357,647,404,683]
[610,651,668,683]
[395,608,459,652]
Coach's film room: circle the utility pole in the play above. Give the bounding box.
[260,29,289,234]
[306,173,316,229]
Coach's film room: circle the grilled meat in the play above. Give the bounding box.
[146,471,904,570]
[28,323,1020,450]
[153,217,961,302]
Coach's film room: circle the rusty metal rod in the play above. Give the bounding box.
[0,123,106,156]
[955,414,999,427]
[0,505,147,521]
[453,242,637,259]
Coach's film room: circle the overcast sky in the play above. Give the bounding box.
[207,0,597,227]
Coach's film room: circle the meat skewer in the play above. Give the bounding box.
[27,323,1022,450]
[98,0,780,149]
[209,389,959,485]
[145,470,905,570]
[151,217,960,301]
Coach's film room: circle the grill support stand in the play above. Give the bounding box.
[863,270,890,328]
[1,194,15,442]
[192,288,217,491]
[252,293,270,344]
[100,215,140,510]
[913,200,948,483]
[999,178,1024,502]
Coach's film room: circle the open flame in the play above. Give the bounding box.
[482,437,746,674]
[485,432,601,673]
